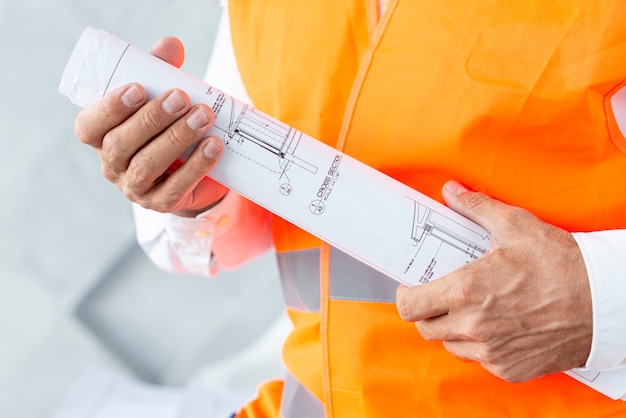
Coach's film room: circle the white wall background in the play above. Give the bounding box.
[0,1,287,417]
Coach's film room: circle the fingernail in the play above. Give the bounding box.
[444,181,469,196]
[162,91,186,114]
[203,138,222,159]
[187,108,211,130]
[121,85,144,107]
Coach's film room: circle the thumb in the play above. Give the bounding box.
[442,180,505,233]
[150,36,185,68]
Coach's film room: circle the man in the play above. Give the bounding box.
[74,0,626,416]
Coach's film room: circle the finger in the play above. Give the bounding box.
[102,89,193,177]
[442,340,479,362]
[124,103,215,193]
[150,36,185,68]
[174,177,230,217]
[74,83,146,148]
[415,313,472,342]
[396,281,452,322]
[148,136,228,212]
[442,180,509,234]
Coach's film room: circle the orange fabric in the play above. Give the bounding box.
[281,309,325,401]
[340,1,626,233]
[325,300,626,417]
[229,0,626,416]
[235,380,284,418]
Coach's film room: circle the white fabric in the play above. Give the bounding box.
[133,203,216,276]
[610,86,626,137]
[133,0,626,373]
[573,231,626,371]
[379,0,390,16]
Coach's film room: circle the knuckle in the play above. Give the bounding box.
[499,205,522,223]
[125,192,145,207]
[126,154,158,189]
[74,110,105,146]
[137,108,166,133]
[119,182,143,205]
[134,195,164,212]
[166,124,197,150]
[455,319,479,341]
[448,279,473,309]
[483,362,504,379]
[470,326,492,343]
[149,202,169,213]
[395,294,413,321]
[100,97,119,121]
[186,156,210,178]
[170,190,188,209]
[73,116,91,144]
[100,163,117,183]
[498,205,533,232]
[101,131,125,162]
[488,365,520,383]
[158,201,179,214]
[476,342,512,374]
[503,374,523,384]
[443,342,467,361]
[165,119,201,151]
[416,322,436,340]
[463,192,490,211]
[157,189,186,213]
[74,94,131,146]
[119,184,135,202]
[476,345,498,365]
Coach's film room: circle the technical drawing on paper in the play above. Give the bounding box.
[208,88,318,196]
[405,199,489,284]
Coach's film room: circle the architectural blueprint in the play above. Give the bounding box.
[59,27,626,400]
[58,26,491,288]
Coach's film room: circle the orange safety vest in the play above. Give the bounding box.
[229,0,626,416]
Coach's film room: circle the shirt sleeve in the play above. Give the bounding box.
[132,3,272,277]
[572,230,626,371]
[133,191,272,277]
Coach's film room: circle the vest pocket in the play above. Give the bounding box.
[605,79,626,155]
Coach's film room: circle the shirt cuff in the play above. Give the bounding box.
[164,206,219,275]
[163,192,242,276]
[132,197,231,277]
[573,230,626,371]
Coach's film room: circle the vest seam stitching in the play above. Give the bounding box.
[335,0,399,152]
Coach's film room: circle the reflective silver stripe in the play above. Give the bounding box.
[276,246,397,310]
[276,249,321,312]
[329,247,397,303]
[281,372,326,418]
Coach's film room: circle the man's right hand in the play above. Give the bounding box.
[73,37,229,218]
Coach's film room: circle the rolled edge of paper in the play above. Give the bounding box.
[58,26,130,108]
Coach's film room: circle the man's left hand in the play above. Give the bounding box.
[396,180,592,383]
